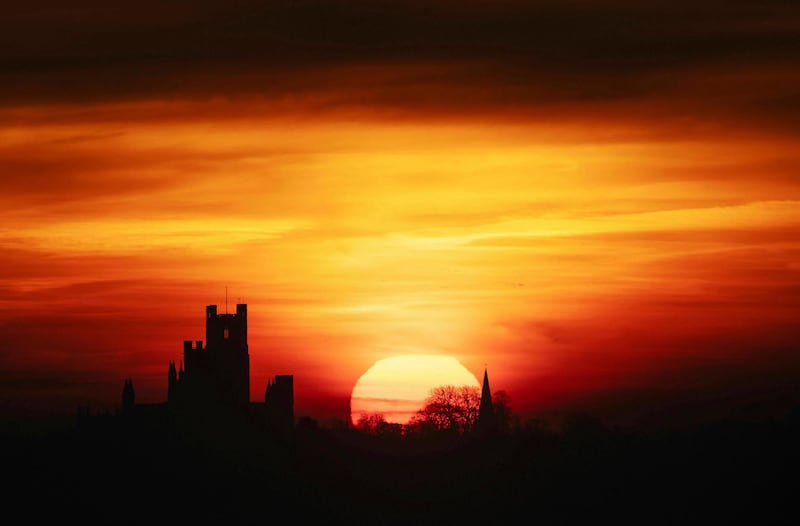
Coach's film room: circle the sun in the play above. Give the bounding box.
[350,354,480,426]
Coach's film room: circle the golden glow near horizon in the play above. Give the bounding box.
[1,99,799,420]
[2,1,799,427]
[350,354,480,425]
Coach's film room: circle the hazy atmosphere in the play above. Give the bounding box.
[2,1,799,427]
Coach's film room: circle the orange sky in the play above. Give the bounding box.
[1,1,799,426]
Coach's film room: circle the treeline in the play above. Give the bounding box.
[4,401,800,524]
[292,405,800,524]
[353,386,514,437]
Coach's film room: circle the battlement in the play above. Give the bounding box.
[183,340,204,352]
[169,303,251,411]
[206,303,247,319]
[129,301,294,436]
[205,304,248,352]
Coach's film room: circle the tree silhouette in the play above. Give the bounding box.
[356,412,387,433]
[355,412,404,438]
[356,413,402,436]
[408,385,481,433]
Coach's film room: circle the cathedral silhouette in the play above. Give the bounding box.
[117,303,294,437]
[111,301,499,438]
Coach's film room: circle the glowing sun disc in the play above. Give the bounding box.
[350,354,480,426]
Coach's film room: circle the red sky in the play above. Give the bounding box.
[1,1,799,427]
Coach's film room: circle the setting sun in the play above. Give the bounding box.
[350,355,480,425]
[3,2,799,523]
[1,0,798,433]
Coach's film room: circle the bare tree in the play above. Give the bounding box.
[355,412,404,438]
[355,412,387,434]
[409,385,481,433]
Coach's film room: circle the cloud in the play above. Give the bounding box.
[2,1,799,423]
[1,2,798,133]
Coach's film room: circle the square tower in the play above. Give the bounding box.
[172,304,250,413]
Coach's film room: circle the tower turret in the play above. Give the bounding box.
[168,361,177,402]
[122,378,135,414]
[265,375,294,438]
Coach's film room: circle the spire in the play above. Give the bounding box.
[477,367,496,432]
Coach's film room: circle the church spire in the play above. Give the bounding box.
[477,367,496,433]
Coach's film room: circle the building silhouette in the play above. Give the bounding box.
[115,303,294,437]
[169,304,250,415]
[265,374,294,434]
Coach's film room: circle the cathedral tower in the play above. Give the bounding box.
[169,304,250,414]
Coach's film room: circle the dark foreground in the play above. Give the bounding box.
[4,411,799,525]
